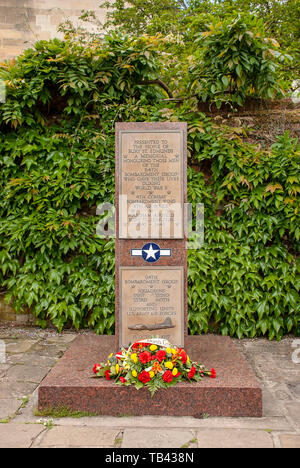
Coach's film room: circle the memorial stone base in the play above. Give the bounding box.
[38,335,262,418]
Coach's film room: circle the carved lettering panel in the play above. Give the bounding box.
[119,131,184,238]
[119,267,184,347]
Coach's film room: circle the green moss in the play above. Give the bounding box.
[34,407,100,419]
[19,395,30,409]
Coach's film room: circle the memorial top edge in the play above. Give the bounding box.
[115,122,187,131]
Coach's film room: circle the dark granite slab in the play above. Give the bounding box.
[38,335,262,418]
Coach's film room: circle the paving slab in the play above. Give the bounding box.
[30,343,66,358]
[262,381,295,401]
[0,423,45,448]
[37,426,120,448]
[279,434,300,448]
[284,402,300,429]
[6,365,50,383]
[121,428,195,448]
[0,381,38,398]
[10,353,57,368]
[0,364,10,378]
[196,429,274,448]
[262,388,285,417]
[274,388,294,402]
[287,382,300,399]
[45,335,76,345]
[272,357,300,371]
[31,416,293,432]
[0,398,21,419]
[5,340,37,354]
[251,359,299,383]
[241,338,294,354]
[260,369,299,384]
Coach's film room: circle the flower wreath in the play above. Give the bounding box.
[93,338,216,395]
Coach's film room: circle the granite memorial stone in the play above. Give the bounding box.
[38,121,263,418]
[115,122,188,349]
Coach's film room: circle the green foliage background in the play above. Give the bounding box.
[100,0,300,76]
[0,35,299,339]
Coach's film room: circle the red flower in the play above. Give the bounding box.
[163,370,173,383]
[132,343,142,350]
[139,351,152,364]
[175,372,181,378]
[93,363,101,374]
[156,350,166,362]
[132,342,151,350]
[105,370,111,380]
[138,370,151,384]
[210,368,216,379]
[188,366,196,379]
[178,349,188,364]
[120,376,126,384]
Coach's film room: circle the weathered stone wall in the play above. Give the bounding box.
[0,0,107,61]
[0,294,33,323]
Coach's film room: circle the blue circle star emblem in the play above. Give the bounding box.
[131,245,171,262]
[142,243,161,263]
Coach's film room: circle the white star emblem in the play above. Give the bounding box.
[131,244,171,262]
[143,244,159,260]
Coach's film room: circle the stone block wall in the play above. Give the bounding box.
[0,294,15,321]
[0,294,33,323]
[0,0,108,61]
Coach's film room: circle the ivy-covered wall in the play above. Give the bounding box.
[0,37,299,339]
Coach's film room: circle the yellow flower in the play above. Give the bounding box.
[171,348,177,355]
[109,353,113,358]
[131,353,138,363]
[149,344,157,351]
[115,364,119,373]
[149,371,155,378]
[165,361,174,370]
[172,368,178,376]
[132,370,137,378]
[166,347,172,354]
[187,356,190,363]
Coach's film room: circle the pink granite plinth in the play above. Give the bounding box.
[38,335,262,418]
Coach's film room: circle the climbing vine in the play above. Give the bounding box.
[0,35,299,339]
